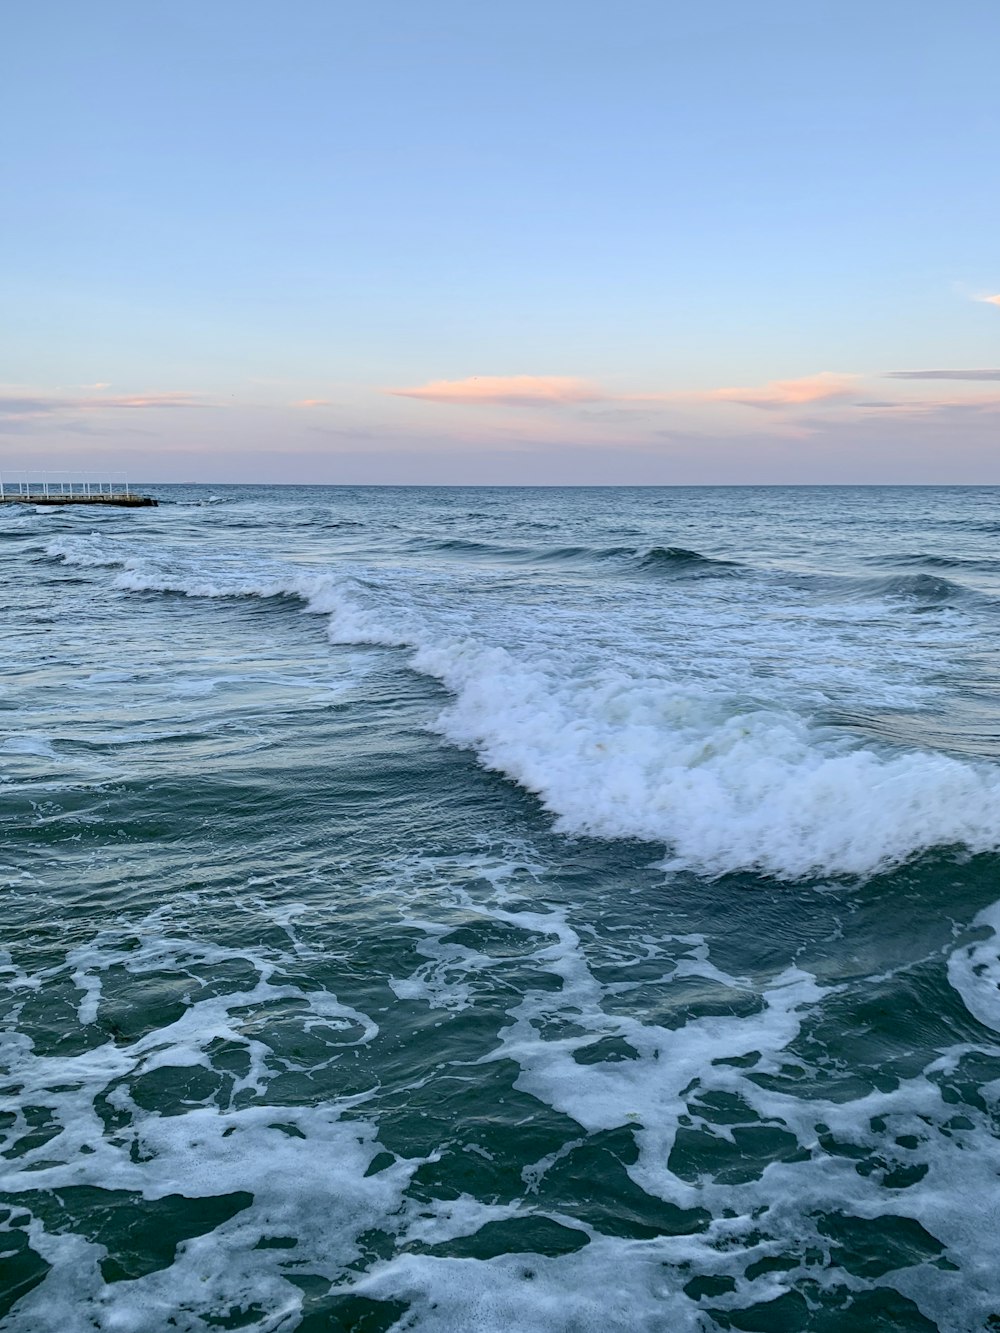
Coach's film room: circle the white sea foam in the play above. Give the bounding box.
[4,848,1000,1329]
[347,853,1000,1330]
[412,640,1000,879]
[0,734,61,759]
[352,1241,713,1333]
[45,533,1000,881]
[0,921,414,1332]
[947,897,1000,1034]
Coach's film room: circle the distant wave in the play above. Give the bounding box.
[536,544,631,562]
[403,536,741,577]
[804,568,987,611]
[638,545,741,575]
[861,572,983,610]
[45,540,126,569]
[869,551,1000,572]
[875,572,971,604]
[405,537,528,557]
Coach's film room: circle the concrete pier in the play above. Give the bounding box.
[0,492,158,507]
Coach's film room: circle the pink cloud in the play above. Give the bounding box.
[976,294,1000,307]
[293,398,333,408]
[389,371,861,413]
[85,393,204,409]
[705,372,859,409]
[387,375,603,407]
[0,391,206,418]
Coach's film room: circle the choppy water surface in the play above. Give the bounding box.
[3,484,1000,1331]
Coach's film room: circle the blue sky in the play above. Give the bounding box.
[3,0,1000,483]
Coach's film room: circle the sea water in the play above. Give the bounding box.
[2,484,1000,1331]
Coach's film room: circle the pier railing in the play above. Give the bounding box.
[0,472,132,499]
[0,472,157,507]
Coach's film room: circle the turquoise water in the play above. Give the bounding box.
[3,485,1000,1331]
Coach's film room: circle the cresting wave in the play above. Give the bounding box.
[867,572,980,607]
[638,545,740,574]
[46,536,1000,882]
[798,568,994,613]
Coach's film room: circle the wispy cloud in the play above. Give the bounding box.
[0,391,206,418]
[387,375,603,406]
[886,368,1000,381]
[388,371,861,412]
[96,393,205,409]
[293,398,333,408]
[867,398,1000,414]
[975,294,1000,307]
[703,372,859,409]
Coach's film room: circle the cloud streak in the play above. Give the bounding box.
[389,371,860,412]
[886,368,1000,381]
[0,392,207,419]
[975,294,1000,307]
[701,372,859,409]
[387,375,603,406]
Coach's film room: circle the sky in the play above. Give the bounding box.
[2,0,1000,484]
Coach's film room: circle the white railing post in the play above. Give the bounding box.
[0,471,151,504]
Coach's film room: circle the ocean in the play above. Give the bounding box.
[3,484,1000,1331]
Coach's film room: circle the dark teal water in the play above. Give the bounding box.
[3,485,1000,1331]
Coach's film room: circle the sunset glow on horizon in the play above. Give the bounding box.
[3,1,999,483]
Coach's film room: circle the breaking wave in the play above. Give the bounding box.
[45,536,1000,882]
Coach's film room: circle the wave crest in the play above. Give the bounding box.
[48,534,1000,881]
[638,545,740,575]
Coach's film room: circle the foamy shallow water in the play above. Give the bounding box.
[3,484,1000,1331]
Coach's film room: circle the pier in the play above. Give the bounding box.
[0,473,158,508]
